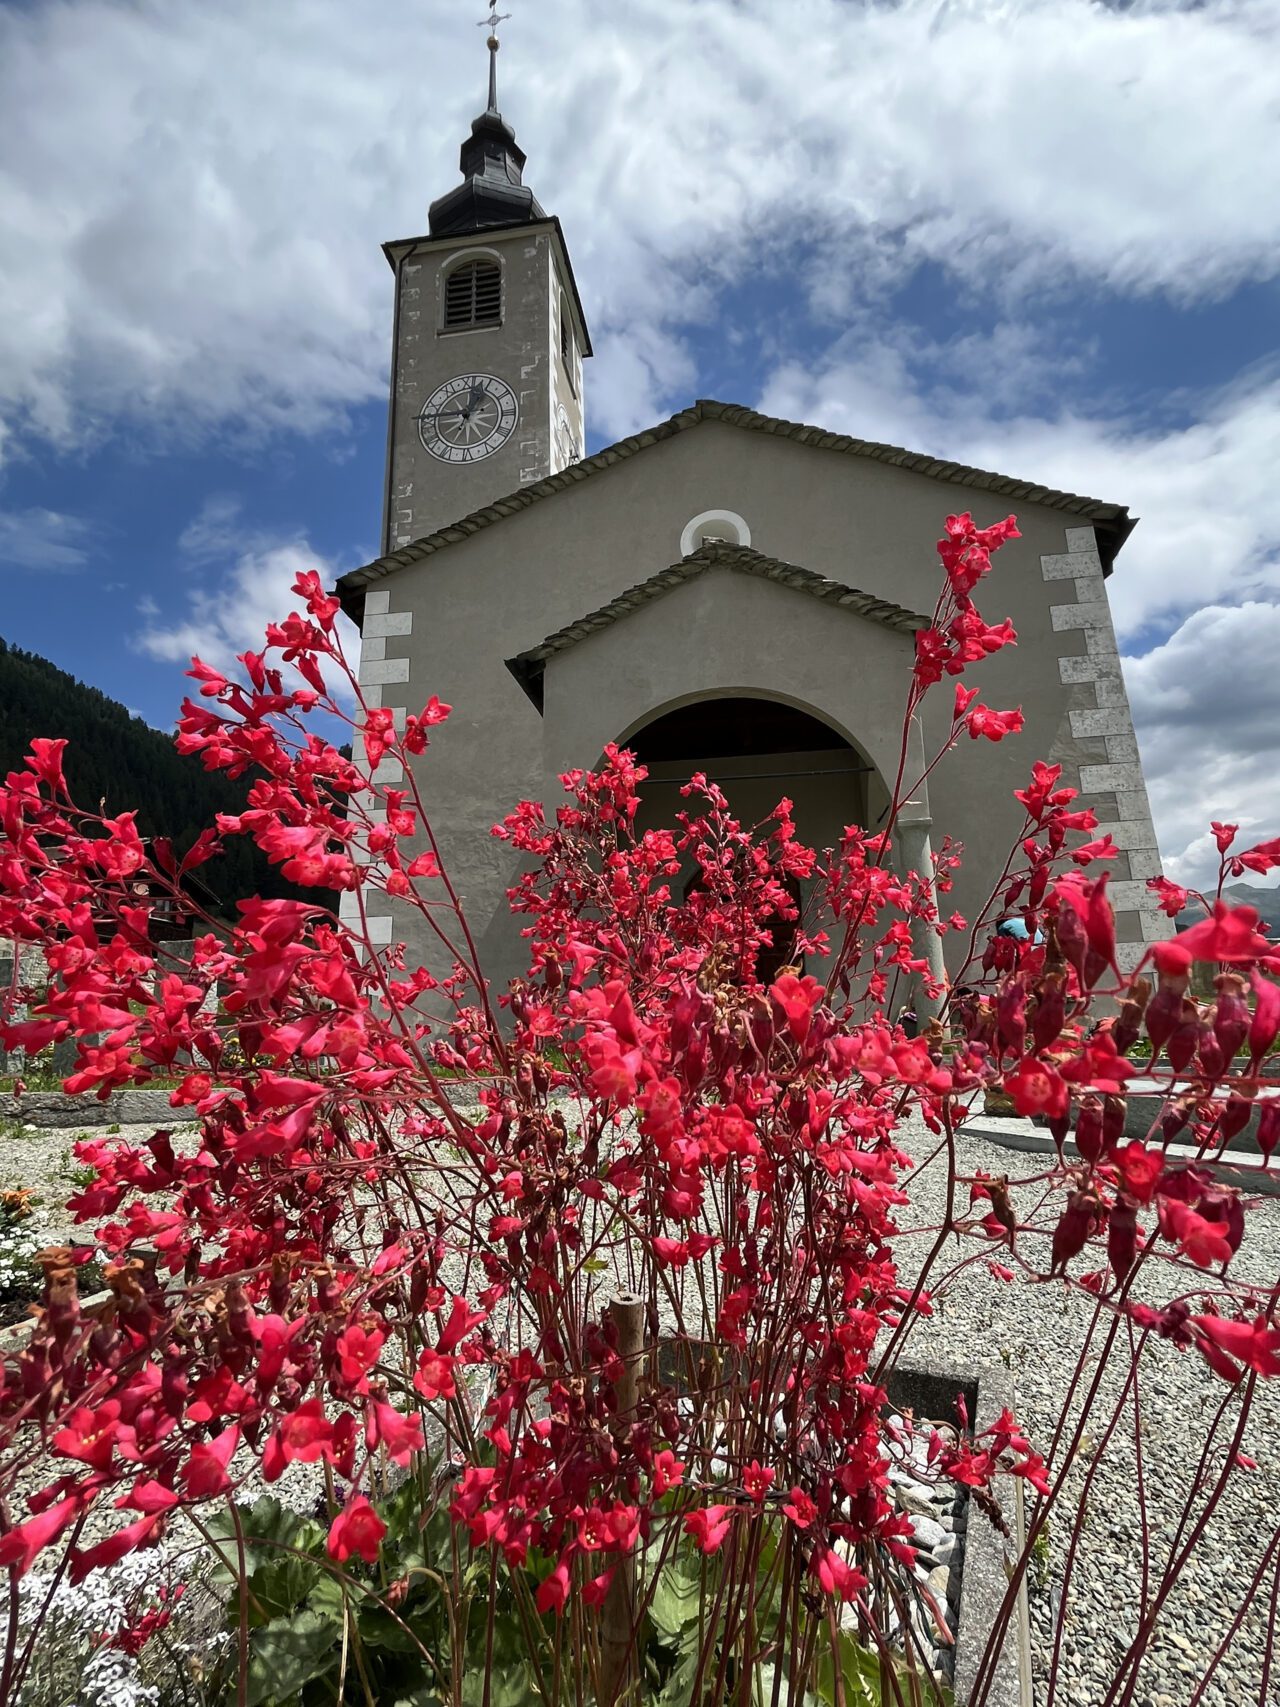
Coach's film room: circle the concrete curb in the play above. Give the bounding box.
[962,1116,1280,1198]
[3,1089,181,1130]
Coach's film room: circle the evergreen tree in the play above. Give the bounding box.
[0,635,331,915]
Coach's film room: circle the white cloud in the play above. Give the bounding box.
[759,346,1280,641]
[1125,602,1280,890]
[1,0,1278,450]
[136,521,359,703]
[0,507,91,572]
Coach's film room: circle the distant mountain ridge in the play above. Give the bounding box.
[1219,882,1280,936]
[0,634,298,915]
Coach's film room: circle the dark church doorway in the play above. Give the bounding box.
[620,693,885,869]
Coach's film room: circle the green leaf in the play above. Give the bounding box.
[582,1257,610,1273]
[209,1497,325,1580]
[357,1605,425,1655]
[654,1646,700,1707]
[461,1660,538,1706]
[649,1562,702,1639]
[244,1607,338,1707]
[753,1663,819,1706]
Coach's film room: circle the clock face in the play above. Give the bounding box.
[418,374,518,464]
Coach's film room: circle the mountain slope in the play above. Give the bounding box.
[0,635,303,916]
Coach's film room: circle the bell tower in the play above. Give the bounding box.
[380,12,591,555]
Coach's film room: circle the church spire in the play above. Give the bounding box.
[428,6,546,239]
[485,10,504,114]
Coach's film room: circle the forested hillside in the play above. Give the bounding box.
[0,635,311,915]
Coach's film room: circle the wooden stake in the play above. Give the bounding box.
[599,1292,645,1705]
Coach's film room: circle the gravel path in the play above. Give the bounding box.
[3,1112,1277,1704]
[894,1116,1280,1707]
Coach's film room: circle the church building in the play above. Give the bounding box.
[335,30,1174,1001]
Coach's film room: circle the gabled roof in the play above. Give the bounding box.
[505,543,930,712]
[337,398,1135,616]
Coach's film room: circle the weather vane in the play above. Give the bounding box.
[477,6,512,111]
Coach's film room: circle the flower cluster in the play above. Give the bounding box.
[0,526,1275,1703]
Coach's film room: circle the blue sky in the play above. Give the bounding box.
[1,0,1278,886]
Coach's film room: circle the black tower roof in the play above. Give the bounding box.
[428,30,546,238]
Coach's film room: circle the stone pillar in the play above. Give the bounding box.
[896,815,948,1020]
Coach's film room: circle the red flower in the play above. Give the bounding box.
[782,1487,817,1528]
[742,1460,775,1502]
[365,1400,425,1466]
[1110,1142,1163,1205]
[811,1546,865,1601]
[1177,902,1272,964]
[1161,1201,1234,1269]
[1191,1314,1280,1380]
[684,1505,734,1553]
[966,705,1024,742]
[536,1558,571,1615]
[180,1425,240,1500]
[335,1322,387,1390]
[652,1450,684,1496]
[1003,1058,1068,1121]
[327,1495,386,1564]
[264,1398,342,1481]
[770,973,824,1042]
[69,1515,163,1585]
[0,1493,91,1578]
[414,1349,457,1402]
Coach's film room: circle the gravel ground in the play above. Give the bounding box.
[2,1111,1278,1705]
[893,1115,1280,1707]
[0,1115,200,1259]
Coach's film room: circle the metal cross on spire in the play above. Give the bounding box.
[477,6,512,113]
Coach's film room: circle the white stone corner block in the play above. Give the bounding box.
[1051,600,1111,634]
[1079,761,1147,794]
[1066,526,1098,554]
[363,915,394,945]
[1087,821,1158,852]
[358,657,411,686]
[1104,733,1141,765]
[1093,677,1131,708]
[363,610,413,639]
[1069,707,1132,739]
[359,636,387,664]
[363,589,391,616]
[1125,848,1165,880]
[1041,552,1084,581]
[1114,790,1156,823]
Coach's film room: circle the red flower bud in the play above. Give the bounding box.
[1212,975,1249,1063]
[1031,974,1066,1051]
[1076,1097,1105,1165]
[1219,1094,1254,1144]
[1257,1102,1280,1162]
[1108,1200,1139,1284]
[1250,973,1280,1065]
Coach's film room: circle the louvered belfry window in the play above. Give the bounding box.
[443,259,502,330]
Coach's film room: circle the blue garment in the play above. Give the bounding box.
[995,918,1044,945]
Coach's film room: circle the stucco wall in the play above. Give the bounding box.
[350,417,1168,997]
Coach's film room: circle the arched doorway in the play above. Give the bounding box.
[621,694,886,858]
